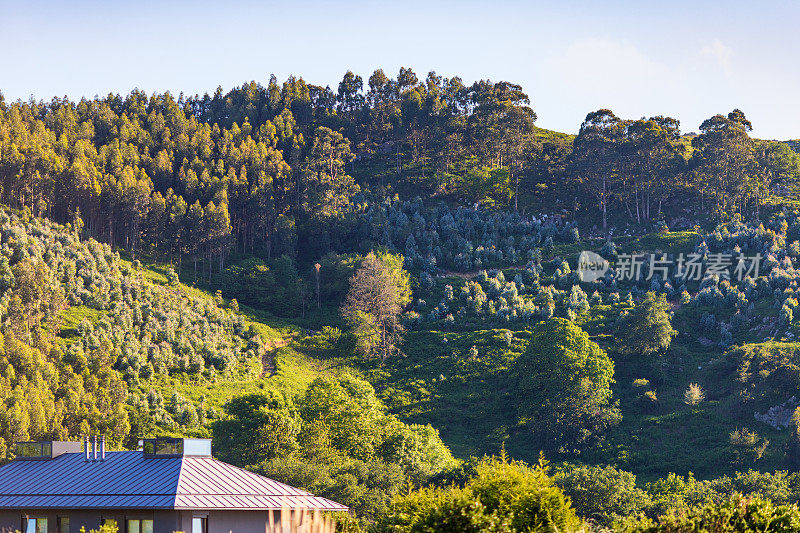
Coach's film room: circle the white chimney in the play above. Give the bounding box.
[100,435,105,461]
[84,436,90,462]
[92,435,97,461]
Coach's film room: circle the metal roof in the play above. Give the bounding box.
[0,451,348,511]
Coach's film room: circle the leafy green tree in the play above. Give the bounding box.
[211,391,301,466]
[380,453,581,533]
[691,109,759,218]
[614,292,677,357]
[619,117,684,223]
[571,109,622,230]
[301,126,358,221]
[512,318,619,450]
[217,374,455,522]
[299,375,384,460]
[341,252,412,360]
[555,463,651,526]
[786,407,800,468]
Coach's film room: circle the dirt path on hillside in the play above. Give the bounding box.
[437,264,529,280]
[260,338,290,378]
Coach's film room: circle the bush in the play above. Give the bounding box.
[729,428,769,465]
[684,383,705,406]
[380,453,582,533]
[620,495,800,533]
[786,408,800,468]
[555,463,651,526]
[730,343,800,410]
[166,267,179,286]
[614,292,677,357]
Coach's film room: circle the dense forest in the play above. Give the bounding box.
[2,69,798,270]
[3,70,800,531]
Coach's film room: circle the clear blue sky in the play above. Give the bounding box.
[2,0,798,139]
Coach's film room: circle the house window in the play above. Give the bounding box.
[127,519,153,533]
[57,516,69,533]
[16,442,52,459]
[22,517,48,533]
[192,516,207,533]
[143,437,183,456]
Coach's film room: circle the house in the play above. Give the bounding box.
[0,437,347,533]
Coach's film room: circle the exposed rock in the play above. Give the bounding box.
[754,396,798,429]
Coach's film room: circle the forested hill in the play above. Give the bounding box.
[0,205,461,520]
[1,70,799,275]
[5,71,800,530]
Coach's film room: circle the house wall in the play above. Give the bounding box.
[0,509,181,533]
[0,510,21,532]
[198,510,284,533]
[0,509,294,533]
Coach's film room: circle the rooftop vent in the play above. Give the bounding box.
[142,437,212,458]
[15,441,82,460]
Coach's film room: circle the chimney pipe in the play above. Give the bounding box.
[100,435,105,461]
[92,436,97,461]
[84,436,89,462]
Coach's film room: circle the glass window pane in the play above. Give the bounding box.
[18,443,41,457]
[127,519,140,533]
[142,520,153,533]
[192,517,205,533]
[59,516,70,533]
[143,441,155,455]
[36,518,48,533]
[154,438,182,455]
[25,518,36,532]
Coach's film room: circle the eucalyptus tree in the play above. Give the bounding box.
[691,109,759,217]
[619,116,684,222]
[571,109,623,230]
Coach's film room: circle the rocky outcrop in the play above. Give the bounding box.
[754,396,798,429]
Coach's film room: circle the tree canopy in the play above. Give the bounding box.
[512,318,620,451]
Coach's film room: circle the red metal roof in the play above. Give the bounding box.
[0,451,348,512]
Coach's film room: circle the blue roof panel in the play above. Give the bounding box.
[0,451,347,511]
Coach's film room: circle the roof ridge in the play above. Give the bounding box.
[170,452,185,509]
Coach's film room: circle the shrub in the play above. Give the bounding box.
[380,454,582,533]
[729,428,769,464]
[555,463,651,527]
[166,267,179,286]
[730,343,800,409]
[467,345,479,360]
[420,271,434,290]
[780,304,793,325]
[620,494,800,533]
[684,383,705,406]
[786,408,800,468]
[615,292,677,357]
[600,240,617,258]
[643,390,658,403]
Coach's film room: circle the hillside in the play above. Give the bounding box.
[0,207,334,444]
[10,183,800,527]
[4,74,800,529]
